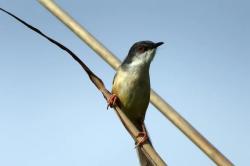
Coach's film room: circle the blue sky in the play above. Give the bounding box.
[0,0,249,165]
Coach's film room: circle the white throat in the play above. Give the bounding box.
[129,49,156,68]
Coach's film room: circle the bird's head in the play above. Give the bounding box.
[122,41,164,68]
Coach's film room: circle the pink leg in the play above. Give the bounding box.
[135,124,149,147]
[107,94,118,109]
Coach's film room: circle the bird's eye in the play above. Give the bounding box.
[138,46,146,52]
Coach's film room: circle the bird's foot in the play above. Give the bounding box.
[135,131,148,147]
[135,125,148,147]
[107,94,118,109]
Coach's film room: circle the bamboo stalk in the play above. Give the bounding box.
[39,0,234,165]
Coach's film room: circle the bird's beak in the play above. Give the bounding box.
[154,42,164,48]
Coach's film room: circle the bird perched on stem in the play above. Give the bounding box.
[0,7,165,165]
[107,41,163,166]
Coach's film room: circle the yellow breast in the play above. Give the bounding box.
[112,67,150,125]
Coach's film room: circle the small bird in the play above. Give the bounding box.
[107,41,163,166]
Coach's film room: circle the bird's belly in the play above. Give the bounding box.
[112,70,150,124]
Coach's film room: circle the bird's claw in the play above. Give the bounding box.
[107,94,118,109]
[135,125,148,148]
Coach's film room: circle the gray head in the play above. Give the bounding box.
[122,41,164,68]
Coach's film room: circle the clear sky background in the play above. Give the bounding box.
[0,0,249,165]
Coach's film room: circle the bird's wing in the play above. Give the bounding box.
[112,72,117,85]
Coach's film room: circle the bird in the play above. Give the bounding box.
[107,40,163,166]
